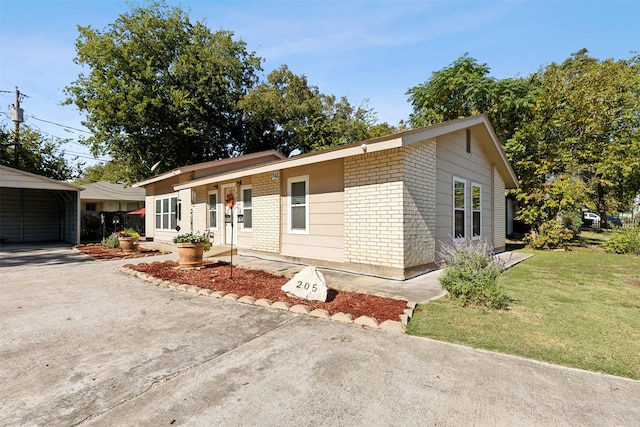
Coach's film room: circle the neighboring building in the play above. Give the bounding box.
[80,181,145,213]
[0,165,81,244]
[80,181,146,239]
[135,115,518,279]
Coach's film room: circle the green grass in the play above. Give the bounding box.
[406,240,640,379]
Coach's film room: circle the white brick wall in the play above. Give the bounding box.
[252,172,281,253]
[344,140,438,272]
[344,148,405,269]
[403,138,437,267]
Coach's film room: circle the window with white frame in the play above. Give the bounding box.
[155,196,178,231]
[453,178,466,239]
[241,186,252,230]
[472,183,481,238]
[208,192,218,230]
[288,176,308,233]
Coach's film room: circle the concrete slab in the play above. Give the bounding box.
[0,246,638,426]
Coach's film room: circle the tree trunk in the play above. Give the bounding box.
[597,178,607,229]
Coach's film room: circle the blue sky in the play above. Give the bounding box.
[1,0,638,166]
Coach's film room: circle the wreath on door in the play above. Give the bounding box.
[225,192,235,209]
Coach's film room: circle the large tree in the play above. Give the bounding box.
[0,125,82,181]
[407,51,640,228]
[66,2,395,182]
[72,161,130,186]
[64,1,262,182]
[507,50,640,226]
[407,54,494,127]
[238,65,326,157]
[406,53,536,143]
[239,65,397,156]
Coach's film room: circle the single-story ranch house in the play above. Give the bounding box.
[134,115,518,279]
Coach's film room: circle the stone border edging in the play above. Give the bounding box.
[73,245,171,261]
[117,264,414,333]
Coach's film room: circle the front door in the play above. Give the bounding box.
[222,184,238,245]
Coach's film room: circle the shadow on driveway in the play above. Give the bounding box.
[0,243,92,268]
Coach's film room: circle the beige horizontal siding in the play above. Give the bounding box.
[280,160,345,262]
[435,129,496,255]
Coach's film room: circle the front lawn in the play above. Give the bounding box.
[406,238,640,379]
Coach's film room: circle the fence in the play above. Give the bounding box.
[81,211,145,242]
[583,217,638,230]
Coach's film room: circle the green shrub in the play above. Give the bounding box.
[119,228,140,238]
[101,233,120,249]
[524,219,574,250]
[560,210,582,238]
[604,227,640,255]
[172,231,212,251]
[438,238,510,309]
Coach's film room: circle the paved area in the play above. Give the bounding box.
[1,244,638,426]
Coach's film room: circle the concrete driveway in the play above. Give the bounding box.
[1,245,638,426]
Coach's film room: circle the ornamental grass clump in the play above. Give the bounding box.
[438,238,510,309]
[101,233,120,249]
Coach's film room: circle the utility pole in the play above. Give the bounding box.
[10,87,25,168]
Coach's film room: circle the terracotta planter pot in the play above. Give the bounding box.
[177,242,205,268]
[118,236,139,253]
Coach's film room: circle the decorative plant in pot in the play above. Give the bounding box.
[173,231,212,268]
[118,228,140,253]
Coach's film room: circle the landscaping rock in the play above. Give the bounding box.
[289,304,311,314]
[330,312,353,324]
[237,296,256,305]
[309,309,330,319]
[354,316,379,328]
[253,298,272,307]
[271,301,291,311]
[281,266,328,302]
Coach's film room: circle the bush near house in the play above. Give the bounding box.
[101,233,119,249]
[604,227,640,255]
[524,219,574,250]
[438,239,509,309]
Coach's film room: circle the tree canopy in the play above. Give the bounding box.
[506,50,640,225]
[0,125,82,181]
[65,1,396,183]
[64,1,262,182]
[407,50,640,227]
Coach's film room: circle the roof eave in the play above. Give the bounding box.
[171,115,518,191]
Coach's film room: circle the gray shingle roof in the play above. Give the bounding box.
[80,181,145,201]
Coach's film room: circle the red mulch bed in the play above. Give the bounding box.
[129,260,408,323]
[77,244,167,260]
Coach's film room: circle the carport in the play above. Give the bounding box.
[0,165,82,244]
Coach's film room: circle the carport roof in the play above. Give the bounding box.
[0,165,82,191]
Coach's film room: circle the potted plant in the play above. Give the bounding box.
[173,231,212,268]
[118,228,140,253]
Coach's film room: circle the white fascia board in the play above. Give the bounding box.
[131,150,284,188]
[0,165,83,191]
[132,169,182,187]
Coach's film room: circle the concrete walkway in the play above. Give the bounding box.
[0,244,637,426]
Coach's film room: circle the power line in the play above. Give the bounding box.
[28,115,91,134]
